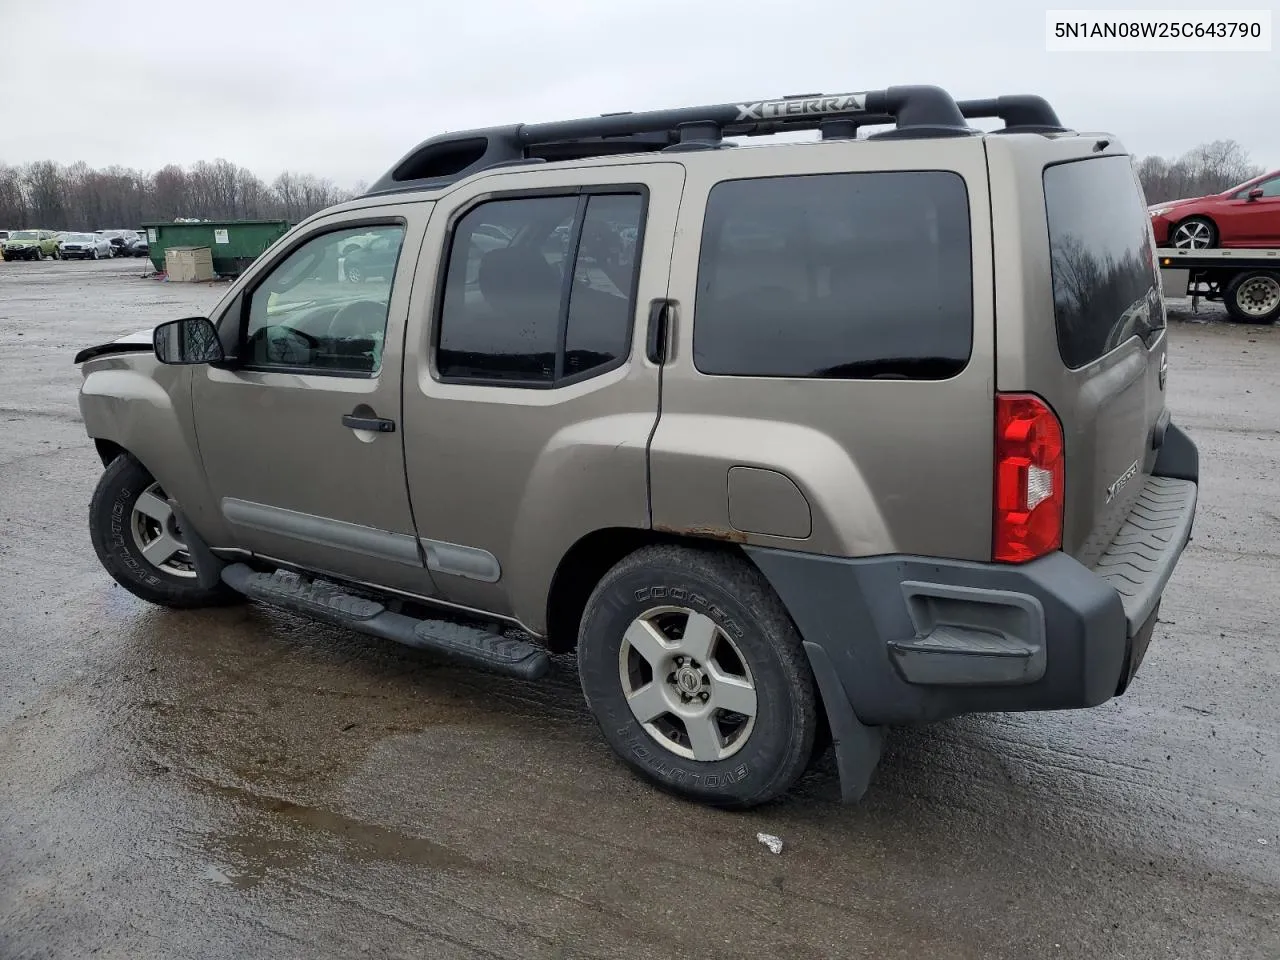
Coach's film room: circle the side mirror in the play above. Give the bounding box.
[153,316,224,364]
[1248,188,1264,200]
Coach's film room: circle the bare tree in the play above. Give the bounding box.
[273,171,298,222]
[23,161,66,226]
[1135,139,1265,204]
[0,165,26,227]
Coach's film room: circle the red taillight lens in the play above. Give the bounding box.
[994,393,1064,563]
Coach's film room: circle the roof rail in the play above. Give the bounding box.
[956,96,1069,134]
[364,86,1067,195]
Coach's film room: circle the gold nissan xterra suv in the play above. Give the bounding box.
[75,85,1198,808]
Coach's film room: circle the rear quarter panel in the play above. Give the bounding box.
[652,137,997,561]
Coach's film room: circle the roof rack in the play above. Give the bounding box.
[364,85,1069,196]
[956,96,1068,135]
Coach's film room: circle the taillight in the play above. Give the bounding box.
[994,393,1065,563]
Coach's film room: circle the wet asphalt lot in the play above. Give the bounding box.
[0,257,1277,960]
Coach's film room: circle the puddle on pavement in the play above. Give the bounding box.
[108,598,588,892]
[194,780,477,890]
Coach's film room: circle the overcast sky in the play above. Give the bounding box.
[1,0,1276,188]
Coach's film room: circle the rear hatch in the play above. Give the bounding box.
[1040,153,1168,565]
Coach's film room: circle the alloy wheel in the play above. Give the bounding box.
[129,482,197,578]
[617,605,758,761]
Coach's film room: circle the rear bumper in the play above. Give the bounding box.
[747,427,1199,727]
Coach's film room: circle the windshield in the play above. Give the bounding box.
[67,233,95,241]
[10,231,37,240]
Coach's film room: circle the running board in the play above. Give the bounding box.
[220,564,550,681]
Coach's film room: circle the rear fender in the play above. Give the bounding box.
[649,415,895,557]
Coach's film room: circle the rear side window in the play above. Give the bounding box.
[693,171,973,379]
[436,192,644,385]
[1044,156,1163,369]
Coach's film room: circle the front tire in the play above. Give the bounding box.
[89,455,236,608]
[1170,216,1217,249]
[577,545,818,809]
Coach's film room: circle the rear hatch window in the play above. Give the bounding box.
[1044,156,1164,369]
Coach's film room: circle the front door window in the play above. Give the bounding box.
[244,224,405,374]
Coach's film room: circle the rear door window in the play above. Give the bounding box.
[1043,156,1163,369]
[692,171,973,379]
[436,192,645,385]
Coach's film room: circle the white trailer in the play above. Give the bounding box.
[1157,247,1280,324]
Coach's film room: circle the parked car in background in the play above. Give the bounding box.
[1149,169,1280,248]
[126,234,150,257]
[340,230,401,282]
[0,230,11,243]
[96,229,141,257]
[2,230,61,261]
[59,232,116,260]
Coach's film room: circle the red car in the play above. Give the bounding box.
[1149,170,1280,249]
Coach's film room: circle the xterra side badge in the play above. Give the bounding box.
[1106,459,1141,504]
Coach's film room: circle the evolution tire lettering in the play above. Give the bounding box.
[110,489,161,586]
[621,733,751,786]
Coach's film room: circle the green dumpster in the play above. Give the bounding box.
[141,220,290,277]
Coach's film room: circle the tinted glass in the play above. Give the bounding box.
[693,172,972,379]
[438,196,577,383]
[1044,156,1163,369]
[437,193,643,384]
[564,194,643,377]
[244,225,403,374]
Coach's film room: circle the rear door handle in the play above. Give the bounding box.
[646,298,674,364]
[342,414,396,433]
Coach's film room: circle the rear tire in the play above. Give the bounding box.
[1224,270,1280,324]
[577,545,818,809]
[89,455,237,608]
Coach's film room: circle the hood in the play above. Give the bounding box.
[1148,196,1205,212]
[73,327,155,365]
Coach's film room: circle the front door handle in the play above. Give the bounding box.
[342,413,395,433]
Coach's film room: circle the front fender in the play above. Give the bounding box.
[79,357,227,544]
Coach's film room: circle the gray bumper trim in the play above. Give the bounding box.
[1092,475,1197,636]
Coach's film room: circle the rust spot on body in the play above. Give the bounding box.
[654,523,749,544]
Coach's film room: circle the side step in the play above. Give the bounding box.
[220,564,550,681]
